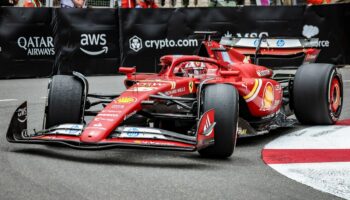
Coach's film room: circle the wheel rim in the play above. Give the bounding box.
[329,77,341,113]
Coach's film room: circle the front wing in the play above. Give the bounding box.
[6,102,215,152]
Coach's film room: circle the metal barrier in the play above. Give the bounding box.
[85,0,114,7]
[45,0,228,7]
[47,0,115,7]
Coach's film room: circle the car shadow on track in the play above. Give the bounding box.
[7,126,306,169]
[10,147,218,170]
[236,126,306,147]
[181,153,255,168]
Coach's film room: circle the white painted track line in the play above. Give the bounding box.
[0,99,18,102]
[264,126,350,149]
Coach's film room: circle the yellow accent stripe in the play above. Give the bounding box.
[243,79,259,100]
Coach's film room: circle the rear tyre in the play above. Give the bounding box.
[198,84,239,158]
[293,63,343,125]
[45,75,84,128]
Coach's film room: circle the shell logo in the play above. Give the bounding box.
[262,83,274,110]
[115,97,137,104]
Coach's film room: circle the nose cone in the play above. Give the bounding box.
[80,119,120,143]
[78,81,173,143]
[79,96,140,143]
[80,129,106,143]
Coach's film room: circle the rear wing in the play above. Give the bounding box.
[219,37,321,68]
[220,37,319,49]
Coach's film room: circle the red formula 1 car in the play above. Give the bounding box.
[7,32,343,158]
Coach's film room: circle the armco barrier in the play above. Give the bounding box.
[0,5,349,78]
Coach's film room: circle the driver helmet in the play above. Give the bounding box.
[183,62,207,78]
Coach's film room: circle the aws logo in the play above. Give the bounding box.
[80,33,108,56]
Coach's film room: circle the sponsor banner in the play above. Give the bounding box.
[0,7,120,78]
[0,5,350,78]
[302,4,350,64]
[52,8,119,75]
[120,5,350,70]
[0,7,54,78]
[119,8,233,72]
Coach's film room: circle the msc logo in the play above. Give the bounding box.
[224,31,269,39]
[80,33,108,56]
[129,36,142,52]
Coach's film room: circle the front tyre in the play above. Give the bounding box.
[45,75,84,128]
[293,64,343,125]
[198,84,239,158]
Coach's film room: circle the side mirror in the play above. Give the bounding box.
[220,70,240,77]
[119,67,136,78]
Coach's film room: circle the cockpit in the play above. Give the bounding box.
[173,61,218,78]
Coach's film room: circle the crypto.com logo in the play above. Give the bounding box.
[129,36,143,52]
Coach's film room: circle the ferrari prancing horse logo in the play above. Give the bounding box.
[189,81,194,93]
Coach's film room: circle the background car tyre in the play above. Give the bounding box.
[198,84,239,158]
[45,75,84,128]
[293,63,343,125]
